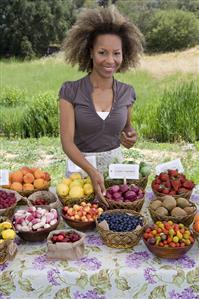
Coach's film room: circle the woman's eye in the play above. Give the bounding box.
[114,52,121,56]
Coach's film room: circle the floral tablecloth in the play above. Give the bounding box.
[1,190,199,299]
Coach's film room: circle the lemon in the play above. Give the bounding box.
[2,229,16,240]
[62,177,71,186]
[0,221,12,229]
[56,183,69,197]
[70,179,83,188]
[69,186,84,198]
[83,183,93,195]
[69,172,82,181]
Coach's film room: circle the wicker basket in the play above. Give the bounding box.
[0,217,17,264]
[105,176,148,190]
[96,209,146,248]
[0,188,24,218]
[58,193,94,207]
[148,198,197,226]
[28,190,60,209]
[99,195,145,212]
[152,188,192,200]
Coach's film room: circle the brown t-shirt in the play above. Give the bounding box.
[59,74,136,153]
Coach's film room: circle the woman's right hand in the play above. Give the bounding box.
[89,169,106,200]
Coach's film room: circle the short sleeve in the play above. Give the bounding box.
[127,85,136,107]
[58,81,75,103]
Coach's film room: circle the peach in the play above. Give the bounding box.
[10,182,23,192]
[43,172,51,181]
[23,173,34,184]
[34,178,45,189]
[10,170,23,183]
[193,221,199,233]
[34,169,45,179]
[23,183,34,191]
[20,166,32,175]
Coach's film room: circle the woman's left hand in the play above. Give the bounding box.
[120,127,137,149]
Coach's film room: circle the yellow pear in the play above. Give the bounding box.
[69,172,82,181]
[56,183,69,197]
[83,183,93,195]
[62,177,71,186]
[69,186,84,198]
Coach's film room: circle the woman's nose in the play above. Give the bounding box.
[106,54,115,64]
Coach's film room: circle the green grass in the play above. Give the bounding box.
[1,57,197,107]
[0,137,198,186]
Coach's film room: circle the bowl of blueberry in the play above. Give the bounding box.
[96,209,146,248]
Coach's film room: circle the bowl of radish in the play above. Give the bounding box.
[12,206,59,242]
[100,184,145,212]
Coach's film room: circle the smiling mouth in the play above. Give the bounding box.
[103,66,115,71]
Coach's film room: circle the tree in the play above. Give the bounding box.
[0,0,76,58]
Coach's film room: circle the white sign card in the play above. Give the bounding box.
[109,163,139,179]
[67,156,97,177]
[155,159,184,175]
[0,169,9,186]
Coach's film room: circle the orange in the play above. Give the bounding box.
[34,178,45,189]
[23,183,34,191]
[23,173,34,184]
[194,214,199,223]
[193,221,199,233]
[10,170,23,183]
[10,182,23,192]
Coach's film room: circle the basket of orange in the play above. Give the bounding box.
[193,214,199,244]
[2,167,51,197]
[151,169,195,200]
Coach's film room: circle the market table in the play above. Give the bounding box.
[1,190,199,299]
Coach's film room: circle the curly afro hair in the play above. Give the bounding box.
[62,6,144,72]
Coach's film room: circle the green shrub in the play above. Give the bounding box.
[0,106,26,138]
[0,87,26,107]
[145,9,199,52]
[153,80,199,142]
[22,92,59,138]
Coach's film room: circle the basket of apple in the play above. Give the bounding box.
[62,202,103,231]
[56,173,94,206]
[143,221,195,259]
[47,229,85,260]
[151,169,195,199]
[100,184,145,212]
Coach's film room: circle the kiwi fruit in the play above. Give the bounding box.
[171,207,187,217]
[162,196,176,211]
[155,206,169,216]
[176,197,190,208]
[150,200,162,210]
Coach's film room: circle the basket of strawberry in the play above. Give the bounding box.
[151,169,195,199]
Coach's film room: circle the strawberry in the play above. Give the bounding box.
[162,189,170,194]
[163,180,171,189]
[152,183,160,191]
[168,169,179,178]
[183,180,195,190]
[171,180,181,192]
[169,190,176,195]
[159,173,169,182]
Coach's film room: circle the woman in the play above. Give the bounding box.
[59,6,143,199]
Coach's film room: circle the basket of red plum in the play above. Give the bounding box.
[47,229,85,260]
[101,184,145,211]
[0,188,23,218]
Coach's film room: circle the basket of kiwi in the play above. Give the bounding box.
[148,195,197,226]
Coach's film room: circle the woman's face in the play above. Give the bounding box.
[90,34,123,78]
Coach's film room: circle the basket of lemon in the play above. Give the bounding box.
[0,217,17,264]
[56,172,95,206]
